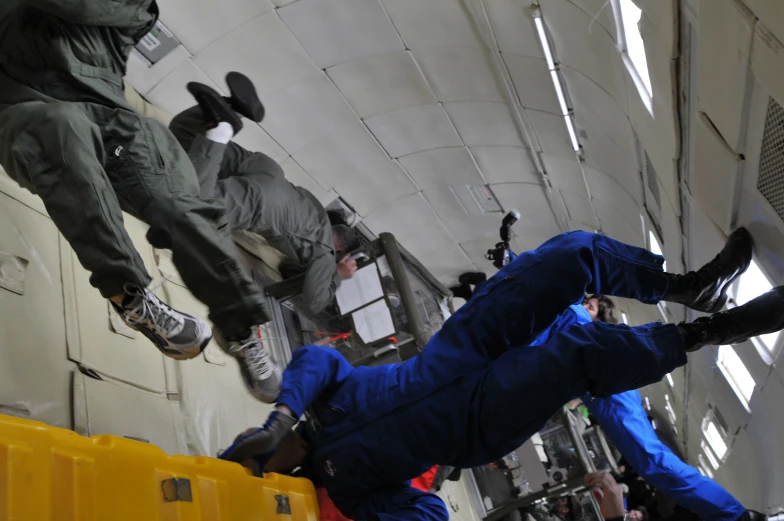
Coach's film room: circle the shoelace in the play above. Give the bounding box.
[124,287,184,334]
[231,332,273,379]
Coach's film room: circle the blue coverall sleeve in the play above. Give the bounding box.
[346,486,449,521]
[586,391,746,521]
[276,345,354,418]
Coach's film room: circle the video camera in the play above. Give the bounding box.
[485,210,520,270]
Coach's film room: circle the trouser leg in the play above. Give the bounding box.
[421,230,670,376]
[586,392,746,521]
[476,320,687,459]
[276,345,354,418]
[106,110,268,338]
[0,102,150,297]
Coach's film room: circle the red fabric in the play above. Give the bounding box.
[317,466,439,521]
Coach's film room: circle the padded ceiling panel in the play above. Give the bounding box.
[413,47,506,103]
[326,51,436,119]
[562,66,637,159]
[260,73,366,154]
[193,13,316,99]
[586,169,641,226]
[278,0,404,69]
[126,46,191,96]
[280,157,338,207]
[482,0,544,57]
[157,0,274,54]
[561,190,599,228]
[399,148,485,190]
[568,220,595,232]
[423,187,503,244]
[597,205,644,248]
[146,59,220,116]
[365,105,463,158]
[539,0,624,103]
[294,134,418,216]
[233,122,288,164]
[421,240,477,279]
[581,132,641,203]
[380,0,486,49]
[566,0,617,38]
[362,193,455,259]
[493,183,560,232]
[504,55,561,113]
[471,146,540,185]
[526,109,575,159]
[541,154,588,195]
[445,102,525,147]
[696,0,755,152]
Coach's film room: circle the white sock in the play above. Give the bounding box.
[206,122,234,144]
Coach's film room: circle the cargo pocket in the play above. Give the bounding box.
[103,142,151,217]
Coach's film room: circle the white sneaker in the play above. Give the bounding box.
[223,326,282,403]
[112,286,211,360]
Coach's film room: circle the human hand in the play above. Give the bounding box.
[337,255,358,279]
[585,472,625,520]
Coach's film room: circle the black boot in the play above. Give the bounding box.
[458,271,487,286]
[663,228,753,313]
[187,82,243,135]
[218,410,297,464]
[738,511,767,521]
[677,286,784,352]
[225,71,265,122]
[450,283,474,301]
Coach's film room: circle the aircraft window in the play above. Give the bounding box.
[698,454,715,478]
[666,372,674,388]
[703,418,728,460]
[614,0,653,112]
[730,260,780,359]
[717,345,756,409]
[647,231,666,271]
[701,441,721,470]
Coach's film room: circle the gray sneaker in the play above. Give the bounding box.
[223,326,282,403]
[112,286,211,360]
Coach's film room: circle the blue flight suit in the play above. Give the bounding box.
[277,231,687,521]
[535,303,746,521]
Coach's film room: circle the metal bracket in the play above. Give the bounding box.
[161,478,193,502]
[275,495,291,514]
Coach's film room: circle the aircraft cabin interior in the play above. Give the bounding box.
[0,0,783,520]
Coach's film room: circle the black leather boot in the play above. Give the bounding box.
[738,511,767,521]
[458,271,488,286]
[663,228,753,313]
[677,286,784,352]
[450,283,474,301]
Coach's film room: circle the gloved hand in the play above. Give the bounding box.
[219,411,298,467]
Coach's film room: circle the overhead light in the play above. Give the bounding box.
[534,11,580,153]
[621,312,629,325]
[534,16,556,70]
[666,373,674,388]
[564,116,580,151]
[550,70,569,116]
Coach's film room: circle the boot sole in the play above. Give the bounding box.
[703,228,754,314]
[187,82,243,134]
[226,72,265,123]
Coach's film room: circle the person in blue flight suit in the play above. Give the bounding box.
[535,296,756,521]
[220,229,780,521]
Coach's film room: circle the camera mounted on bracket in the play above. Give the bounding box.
[485,210,521,270]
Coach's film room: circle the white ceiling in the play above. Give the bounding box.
[131,0,648,285]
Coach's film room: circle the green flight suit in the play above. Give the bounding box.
[0,0,268,338]
[168,107,342,315]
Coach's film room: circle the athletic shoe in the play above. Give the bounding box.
[221,326,282,403]
[225,71,265,122]
[186,82,243,135]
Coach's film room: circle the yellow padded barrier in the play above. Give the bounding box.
[0,414,319,521]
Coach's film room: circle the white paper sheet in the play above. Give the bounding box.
[336,264,383,314]
[352,300,396,343]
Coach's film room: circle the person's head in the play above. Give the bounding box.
[552,495,584,521]
[628,507,649,521]
[582,295,619,323]
[332,224,361,257]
